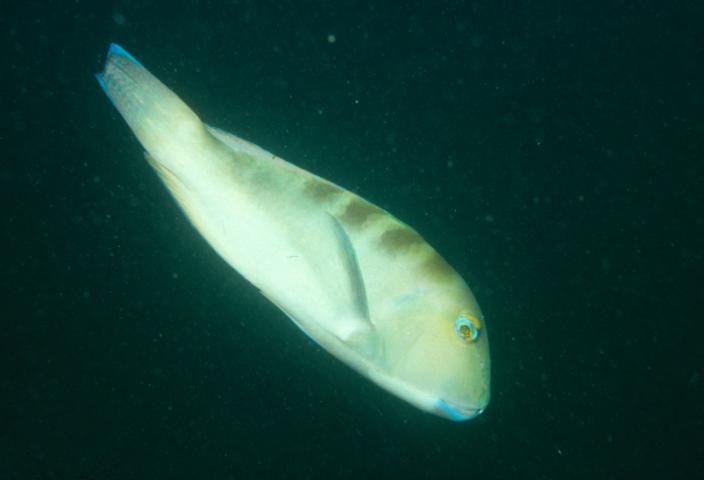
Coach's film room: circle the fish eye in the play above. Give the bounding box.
[454,311,481,343]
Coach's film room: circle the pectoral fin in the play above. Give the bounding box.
[329,214,371,328]
[262,214,376,355]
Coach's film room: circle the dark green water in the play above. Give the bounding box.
[2,1,702,478]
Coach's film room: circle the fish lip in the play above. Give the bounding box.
[434,399,485,422]
[367,370,488,421]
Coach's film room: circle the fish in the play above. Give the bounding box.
[95,43,490,421]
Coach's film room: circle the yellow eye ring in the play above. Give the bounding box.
[454,311,481,343]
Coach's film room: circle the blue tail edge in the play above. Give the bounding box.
[95,43,143,96]
[106,43,143,67]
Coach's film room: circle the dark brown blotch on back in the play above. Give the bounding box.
[303,178,340,202]
[340,199,381,227]
[380,227,424,253]
[421,251,457,281]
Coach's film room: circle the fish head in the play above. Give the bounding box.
[371,287,491,421]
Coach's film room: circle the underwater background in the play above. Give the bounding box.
[2,1,702,478]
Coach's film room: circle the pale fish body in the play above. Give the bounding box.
[96,44,490,421]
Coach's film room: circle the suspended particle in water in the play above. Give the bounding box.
[112,12,127,26]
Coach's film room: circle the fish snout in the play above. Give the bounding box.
[433,399,485,422]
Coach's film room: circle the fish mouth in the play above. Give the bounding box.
[433,399,485,422]
[367,369,489,421]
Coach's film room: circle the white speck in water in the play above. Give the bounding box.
[327,34,336,43]
[484,214,494,223]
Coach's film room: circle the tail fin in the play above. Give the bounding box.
[95,43,205,159]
